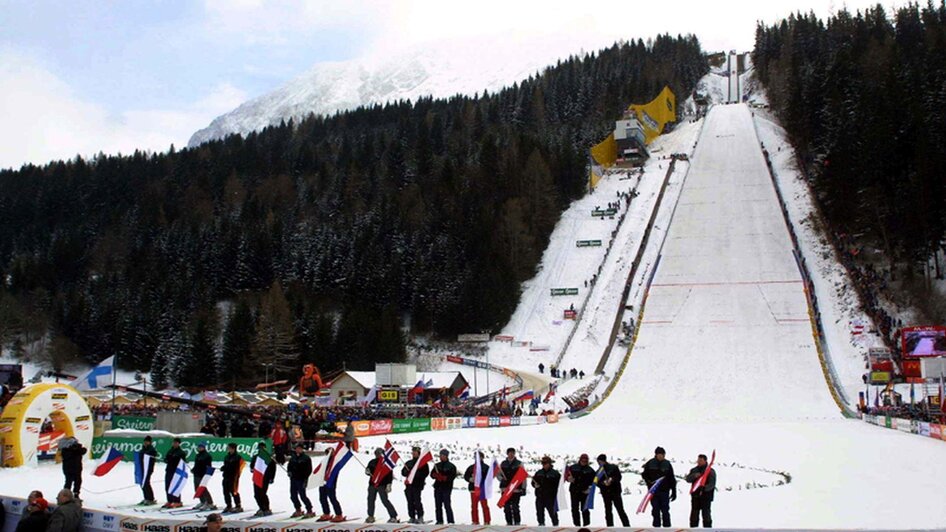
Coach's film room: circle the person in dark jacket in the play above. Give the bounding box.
[499,448,525,525]
[596,454,629,527]
[59,439,86,500]
[139,436,158,505]
[531,456,561,526]
[566,453,596,526]
[463,452,491,525]
[430,449,457,525]
[287,443,314,518]
[220,443,243,514]
[685,454,716,528]
[365,447,398,524]
[192,442,216,510]
[47,490,81,532]
[162,438,188,508]
[641,447,676,528]
[401,446,429,524]
[14,497,48,532]
[252,442,276,517]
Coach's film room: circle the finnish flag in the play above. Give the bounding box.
[73,356,115,391]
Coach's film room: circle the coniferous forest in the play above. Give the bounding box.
[753,4,946,278]
[0,35,706,387]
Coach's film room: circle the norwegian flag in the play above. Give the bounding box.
[689,450,715,495]
[371,440,400,487]
[636,476,665,514]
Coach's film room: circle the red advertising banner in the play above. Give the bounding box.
[446,355,464,364]
[902,360,922,378]
[370,419,392,435]
[564,310,577,320]
[475,416,489,428]
[931,423,942,440]
[499,416,511,427]
[493,335,514,343]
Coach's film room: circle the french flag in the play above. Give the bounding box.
[93,446,124,477]
[194,466,215,499]
[325,442,353,489]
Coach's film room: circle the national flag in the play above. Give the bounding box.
[636,476,665,514]
[194,466,215,499]
[93,446,124,477]
[308,452,332,491]
[584,467,606,511]
[326,442,353,489]
[405,449,433,486]
[252,447,271,488]
[409,379,426,395]
[233,458,245,493]
[432,397,443,408]
[544,383,558,402]
[371,440,400,488]
[514,390,534,402]
[555,458,569,511]
[689,450,716,495]
[472,451,484,500]
[134,451,153,486]
[454,382,470,398]
[73,355,115,391]
[483,458,499,499]
[497,465,528,508]
[363,386,378,406]
[169,462,188,497]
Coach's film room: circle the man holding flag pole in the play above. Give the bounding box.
[565,453,595,527]
[401,446,432,524]
[365,443,399,524]
[463,451,492,525]
[685,452,716,528]
[135,436,158,506]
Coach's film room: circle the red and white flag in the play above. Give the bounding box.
[689,450,716,495]
[497,466,528,508]
[404,449,433,485]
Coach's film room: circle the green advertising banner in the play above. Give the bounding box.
[91,436,268,462]
[111,415,156,431]
[410,418,431,432]
[392,419,413,434]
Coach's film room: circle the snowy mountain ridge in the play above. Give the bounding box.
[188,35,605,147]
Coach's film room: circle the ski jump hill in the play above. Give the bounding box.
[3,106,946,531]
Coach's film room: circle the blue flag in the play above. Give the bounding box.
[584,467,606,511]
[169,462,188,497]
[134,451,153,486]
[73,355,115,391]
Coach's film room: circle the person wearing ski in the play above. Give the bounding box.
[499,447,525,525]
[566,453,595,526]
[642,446,676,527]
[463,452,491,525]
[685,454,716,528]
[287,443,314,518]
[401,446,429,524]
[59,438,86,500]
[163,438,187,508]
[430,449,457,525]
[317,448,344,522]
[253,442,276,517]
[192,442,216,510]
[596,453,629,527]
[139,436,158,505]
[531,456,561,526]
[220,443,243,514]
[365,448,398,524]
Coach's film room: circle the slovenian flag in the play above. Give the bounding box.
[252,448,271,488]
[514,390,534,402]
[93,446,124,477]
[169,462,188,497]
[636,476,665,514]
[134,451,153,486]
[194,466,215,499]
[325,442,353,489]
[405,449,433,486]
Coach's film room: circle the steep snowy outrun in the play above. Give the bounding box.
[597,104,839,423]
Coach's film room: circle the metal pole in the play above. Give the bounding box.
[110,354,117,416]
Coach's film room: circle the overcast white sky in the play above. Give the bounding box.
[0,0,896,170]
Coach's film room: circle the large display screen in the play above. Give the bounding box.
[901,326,946,358]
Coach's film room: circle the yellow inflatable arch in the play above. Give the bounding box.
[0,383,94,467]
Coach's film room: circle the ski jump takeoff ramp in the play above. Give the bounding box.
[596,104,841,423]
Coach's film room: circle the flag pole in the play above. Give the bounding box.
[110,353,118,415]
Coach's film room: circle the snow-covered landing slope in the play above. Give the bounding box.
[597,104,840,422]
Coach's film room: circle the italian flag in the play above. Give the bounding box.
[252,448,271,488]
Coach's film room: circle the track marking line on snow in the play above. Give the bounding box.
[650,279,801,287]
